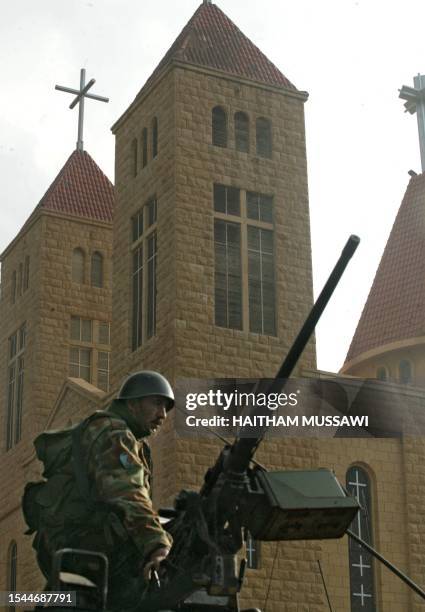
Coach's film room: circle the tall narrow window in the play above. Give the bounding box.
[141,128,148,168]
[17,263,23,296]
[248,226,275,335]
[69,348,91,382]
[91,251,104,288]
[70,317,91,381]
[399,359,412,384]
[256,117,272,158]
[214,184,240,216]
[247,191,273,223]
[131,138,138,177]
[11,270,16,304]
[8,541,17,612]
[235,111,249,153]
[6,324,26,450]
[214,220,242,329]
[132,246,143,350]
[131,199,158,350]
[213,185,275,335]
[98,322,111,345]
[72,248,85,283]
[346,466,376,611]
[147,233,157,339]
[152,117,158,158]
[69,317,110,389]
[212,106,227,147]
[23,255,30,291]
[97,351,110,392]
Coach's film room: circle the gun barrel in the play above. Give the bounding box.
[225,235,360,475]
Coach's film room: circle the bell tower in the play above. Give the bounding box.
[111,2,322,609]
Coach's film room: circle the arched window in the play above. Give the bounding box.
[235,111,249,152]
[141,128,148,168]
[346,466,376,611]
[399,359,412,384]
[91,251,103,288]
[212,106,227,147]
[376,366,388,381]
[131,138,138,177]
[256,117,272,158]
[8,541,17,611]
[72,248,85,283]
[152,117,158,158]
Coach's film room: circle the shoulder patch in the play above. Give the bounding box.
[119,452,134,470]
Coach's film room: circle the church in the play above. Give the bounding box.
[1,2,424,610]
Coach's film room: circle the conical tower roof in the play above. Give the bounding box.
[145,1,297,90]
[1,150,113,259]
[344,173,425,365]
[114,2,300,130]
[34,150,113,222]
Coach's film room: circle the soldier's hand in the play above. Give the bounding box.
[143,546,170,582]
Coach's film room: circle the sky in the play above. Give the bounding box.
[1,0,423,373]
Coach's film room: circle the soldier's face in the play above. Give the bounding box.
[128,396,168,434]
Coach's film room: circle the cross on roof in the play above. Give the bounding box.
[55,68,109,152]
[399,74,425,173]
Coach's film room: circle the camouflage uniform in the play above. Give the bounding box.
[38,399,172,607]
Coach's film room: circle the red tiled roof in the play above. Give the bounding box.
[345,173,425,363]
[35,150,114,222]
[138,2,297,98]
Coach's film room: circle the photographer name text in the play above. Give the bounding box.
[185,414,369,428]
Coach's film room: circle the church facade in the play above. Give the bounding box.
[1,2,424,611]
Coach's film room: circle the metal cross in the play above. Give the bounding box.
[353,554,371,577]
[246,533,256,567]
[348,469,367,502]
[348,469,367,539]
[55,68,109,152]
[399,74,425,172]
[353,583,372,607]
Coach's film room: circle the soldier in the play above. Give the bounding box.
[26,371,174,608]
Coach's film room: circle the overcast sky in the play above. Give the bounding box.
[1,0,423,372]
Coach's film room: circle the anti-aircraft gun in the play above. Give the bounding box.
[134,235,360,612]
[48,235,425,612]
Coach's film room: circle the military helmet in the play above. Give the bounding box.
[117,370,174,410]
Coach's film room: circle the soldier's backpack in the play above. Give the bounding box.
[22,412,111,536]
